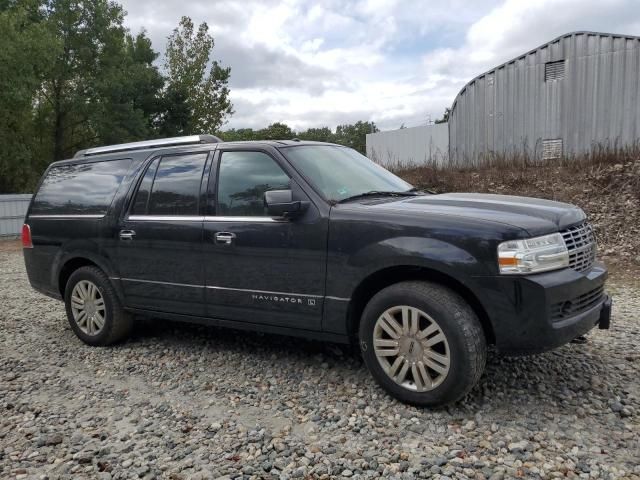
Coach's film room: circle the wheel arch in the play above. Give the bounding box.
[57,254,124,303]
[346,265,496,345]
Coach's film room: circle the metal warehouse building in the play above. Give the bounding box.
[449,31,640,163]
[367,31,640,166]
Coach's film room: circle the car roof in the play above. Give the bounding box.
[51,139,344,167]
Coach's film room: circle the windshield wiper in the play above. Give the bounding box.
[336,190,419,204]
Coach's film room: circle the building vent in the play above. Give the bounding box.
[545,60,565,81]
[542,139,563,160]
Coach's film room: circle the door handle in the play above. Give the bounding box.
[214,232,236,245]
[119,229,136,241]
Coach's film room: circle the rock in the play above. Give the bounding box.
[508,441,529,453]
[73,451,93,464]
[44,434,63,446]
[0,246,639,480]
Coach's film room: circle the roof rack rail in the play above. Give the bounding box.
[74,134,222,158]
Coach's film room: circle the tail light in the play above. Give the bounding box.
[21,224,33,248]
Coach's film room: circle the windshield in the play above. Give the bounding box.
[283,145,412,202]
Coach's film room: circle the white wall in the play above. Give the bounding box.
[0,194,32,237]
[366,123,449,168]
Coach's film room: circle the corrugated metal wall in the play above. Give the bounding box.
[449,31,640,163]
[366,124,449,168]
[0,194,32,237]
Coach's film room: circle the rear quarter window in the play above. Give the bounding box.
[31,158,132,215]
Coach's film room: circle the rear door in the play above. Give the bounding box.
[115,151,212,315]
[202,147,328,330]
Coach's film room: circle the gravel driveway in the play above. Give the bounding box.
[1,243,639,480]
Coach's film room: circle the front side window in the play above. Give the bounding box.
[283,145,411,202]
[32,158,132,215]
[217,151,290,216]
[131,153,207,216]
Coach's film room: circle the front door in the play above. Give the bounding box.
[115,151,211,315]
[203,149,328,330]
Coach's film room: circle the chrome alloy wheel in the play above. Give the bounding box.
[373,306,451,391]
[70,280,106,335]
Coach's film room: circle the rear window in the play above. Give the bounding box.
[129,153,207,216]
[148,154,207,215]
[31,159,132,215]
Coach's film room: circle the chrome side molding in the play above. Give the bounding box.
[115,277,350,301]
[29,214,105,219]
[126,215,283,223]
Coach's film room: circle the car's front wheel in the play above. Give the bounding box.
[64,266,132,346]
[359,281,486,407]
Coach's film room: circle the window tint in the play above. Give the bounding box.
[131,158,159,214]
[217,151,290,216]
[32,158,132,215]
[147,153,207,215]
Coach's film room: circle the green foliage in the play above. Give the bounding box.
[334,121,378,154]
[161,16,233,135]
[218,128,257,142]
[259,122,294,140]
[218,121,378,155]
[0,1,377,194]
[297,127,334,142]
[435,108,450,124]
[0,4,233,193]
[0,0,57,192]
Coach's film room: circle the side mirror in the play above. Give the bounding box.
[264,190,308,219]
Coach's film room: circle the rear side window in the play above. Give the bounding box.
[131,158,159,214]
[217,151,290,216]
[31,159,132,215]
[131,153,207,216]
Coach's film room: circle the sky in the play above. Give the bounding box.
[118,0,640,132]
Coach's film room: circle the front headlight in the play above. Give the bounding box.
[498,232,569,274]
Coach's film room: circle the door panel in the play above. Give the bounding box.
[203,215,327,328]
[115,152,209,315]
[203,149,328,330]
[117,217,204,314]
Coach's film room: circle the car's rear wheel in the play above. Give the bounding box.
[64,266,132,346]
[359,281,486,407]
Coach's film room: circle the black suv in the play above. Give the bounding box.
[22,135,612,406]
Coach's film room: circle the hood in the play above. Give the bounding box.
[356,192,586,236]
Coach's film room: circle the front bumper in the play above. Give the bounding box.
[474,261,611,354]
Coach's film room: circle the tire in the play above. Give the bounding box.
[358,281,486,407]
[64,266,132,346]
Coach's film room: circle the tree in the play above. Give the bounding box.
[94,31,165,144]
[162,16,233,135]
[258,122,294,140]
[156,84,191,137]
[434,108,450,124]
[334,121,378,154]
[298,127,334,143]
[0,1,56,192]
[0,0,168,192]
[218,121,381,153]
[37,0,125,160]
[218,128,256,142]
[33,0,164,161]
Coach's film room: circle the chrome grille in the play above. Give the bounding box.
[560,222,596,272]
[550,285,604,322]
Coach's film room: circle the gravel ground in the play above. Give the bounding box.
[1,243,639,480]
